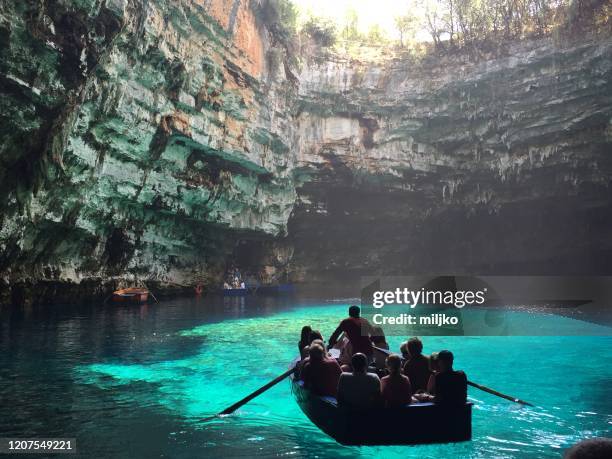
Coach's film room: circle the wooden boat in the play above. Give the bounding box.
[290,368,473,446]
[111,287,149,304]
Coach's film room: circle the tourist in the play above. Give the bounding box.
[380,354,412,408]
[295,344,310,376]
[297,338,328,376]
[426,352,440,394]
[371,326,388,349]
[371,326,389,371]
[402,337,431,393]
[564,438,612,459]
[328,305,374,362]
[415,350,467,404]
[335,335,353,368]
[309,330,323,344]
[399,340,410,360]
[298,325,313,358]
[300,343,342,397]
[337,353,381,409]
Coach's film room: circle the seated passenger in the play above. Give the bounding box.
[298,325,313,359]
[371,326,389,371]
[309,330,323,344]
[433,350,467,404]
[336,335,353,368]
[402,337,431,393]
[381,354,412,408]
[399,340,410,360]
[426,352,440,394]
[415,350,467,404]
[297,339,327,376]
[337,353,381,410]
[371,326,389,349]
[295,344,310,376]
[300,343,342,397]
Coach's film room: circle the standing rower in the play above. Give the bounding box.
[328,305,374,362]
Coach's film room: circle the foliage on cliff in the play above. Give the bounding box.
[411,0,611,51]
[296,0,611,61]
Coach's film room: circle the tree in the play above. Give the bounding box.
[417,0,448,48]
[302,16,338,48]
[394,14,417,47]
[366,24,387,44]
[342,7,361,42]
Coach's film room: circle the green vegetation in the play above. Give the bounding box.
[414,0,611,52]
[301,16,338,47]
[253,0,299,48]
[289,0,611,60]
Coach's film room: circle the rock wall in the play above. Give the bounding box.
[0,0,297,304]
[1,0,611,305]
[290,38,612,281]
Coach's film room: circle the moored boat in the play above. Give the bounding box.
[111,287,150,304]
[290,366,472,446]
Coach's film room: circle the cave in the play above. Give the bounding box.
[2,1,612,457]
[0,0,611,305]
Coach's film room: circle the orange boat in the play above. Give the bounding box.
[111,287,149,304]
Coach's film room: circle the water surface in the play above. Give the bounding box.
[0,296,610,458]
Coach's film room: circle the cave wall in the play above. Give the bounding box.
[290,37,612,281]
[0,0,297,304]
[0,0,611,305]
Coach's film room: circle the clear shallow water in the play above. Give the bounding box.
[0,296,611,458]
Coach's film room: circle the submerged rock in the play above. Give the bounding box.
[0,1,611,305]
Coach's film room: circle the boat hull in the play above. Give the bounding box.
[291,376,472,445]
[111,288,149,304]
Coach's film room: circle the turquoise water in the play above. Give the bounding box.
[1,297,611,458]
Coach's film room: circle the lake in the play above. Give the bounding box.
[1,295,610,458]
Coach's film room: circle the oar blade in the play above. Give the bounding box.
[209,366,296,420]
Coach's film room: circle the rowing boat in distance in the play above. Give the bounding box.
[111,287,149,304]
[290,363,472,446]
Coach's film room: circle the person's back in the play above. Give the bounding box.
[434,369,467,404]
[433,350,467,404]
[301,343,342,397]
[381,354,412,408]
[328,306,373,358]
[402,338,430,392]
[337,353,381,410]
[371,326,389,371]
[298,325,313,359]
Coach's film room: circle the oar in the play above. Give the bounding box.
[466,380,533,406]
[201,366,297,421]
[372,346,534,407]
